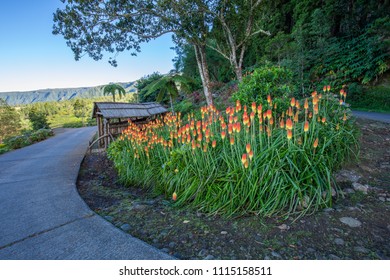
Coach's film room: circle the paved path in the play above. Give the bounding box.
[0,127,173,260]
[353,110,390,123]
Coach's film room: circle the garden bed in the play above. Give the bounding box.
[77,118,390,260]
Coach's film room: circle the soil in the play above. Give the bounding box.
[77,118,390,260]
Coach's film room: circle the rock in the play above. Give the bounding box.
[198,249,208,257]
[354,246,370,254]
[204,255,215,260]
[264,255,271,260]
[161,248,170,254]
[340,217,362,228]
[168,242,176,248]
[159,229,170,237]
[120,224,132,231]
[352,183,369,194]
[131,203,148,211]
[323,208,335,212]
[306,248,316,254]
[271,251,282,258]
[344,188,355,194]
[379,197,386,202]
[328,254,341,260]
[104,216,114,222]
[335,170,361,183]
[183,220,190,224]
[334,238,345,246]
[387,198,390,202]
[220,231,228,235]
[277,224,290,230]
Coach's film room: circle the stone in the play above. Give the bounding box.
[339,217,362,228]
[379,197,386,202]
[204,255,215,260]
[354,246,370,254]
[120,224,132,231]
[131,203,148,211]
[168,242,176,248]
[277,224,290,230]
[328,254,341,260]
[220,231,228,235]
[161,248,170,253]
[104,216,114,222]
[335,170,361,183]
[271,251,282,258]
[352,183,369,194]
[344,188,355,194]
[334,238,345,246]
[306,248,316,254]
[198,249,208,257]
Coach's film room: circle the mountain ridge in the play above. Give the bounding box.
[0,82,137,106]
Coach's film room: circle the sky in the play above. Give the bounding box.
[0,0,175,92]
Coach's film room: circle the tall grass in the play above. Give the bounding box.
[108,87,359,217]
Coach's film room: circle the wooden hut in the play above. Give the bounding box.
[92,102,168,148]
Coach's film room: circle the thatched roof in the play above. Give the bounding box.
[92,102,168,119]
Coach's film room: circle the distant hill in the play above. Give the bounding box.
[0,82,137,105]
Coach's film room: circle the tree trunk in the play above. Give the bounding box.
[194,44,213,106]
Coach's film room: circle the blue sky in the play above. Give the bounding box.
[0,0,175,92]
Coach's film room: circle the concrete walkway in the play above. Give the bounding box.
[353,110,390,123]
[0,127,173,260]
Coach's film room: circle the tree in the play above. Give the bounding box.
[28,109,50,131]
[103,84,126,102]
[144,73,194,112]
[73,99,88,126]
[0,99,21,143]
[53,0,215,105]
[207,0,270,81]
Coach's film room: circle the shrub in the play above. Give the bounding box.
[108,86,359,217]
[232,65,295,115]
[29,129,54,142]
[348,84,390,112]
[0,143,9,154]
[4,135,32,149]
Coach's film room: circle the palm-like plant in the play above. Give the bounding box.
[144,74,194,112]
[103,84,126,102]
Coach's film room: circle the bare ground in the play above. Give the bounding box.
[77,118,390,260]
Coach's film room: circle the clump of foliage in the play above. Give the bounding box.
[28,109,50,130]
[0,98,21,143]
[108,86,359,217]
[232,65,295,114]
[347,83,390,112]
[4,129,54,150]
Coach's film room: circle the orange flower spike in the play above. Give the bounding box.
[244,105,247,112]
[172,192,177,201]
[312,91,317,97]
[290,97,296,107]
[246,143,251,154]
[321,117,326,123]
[234,116,238,123]
[286,118,293,130]
[241,153,247,165]
[205,129,210,139]
[313,138,319,148]
[236,100,242,112]
[339,99,343,105]
[304,121,309,132]
[257,104,263,114]
[236,122,241,133]
[228,123,233,134]
[230,137,235,145]
[280,119,285,128]
[212,140,216,148]
[304,99,309,110]
[203,144,208,153]
[229,116,234,124]
[343,113,347,121]
[244,160,249,169]
[269,117,274,125]
[313,104,319,114]
[327,85,331,92]
[250,112,255,121]
[323,86,327,92]
[251,102,257,113]
[294,112,299,122]
[287,129,293,140]
[221,131,226,140]
[266,109,272,119]
[248,150,254,161]
[267,95,272,104]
